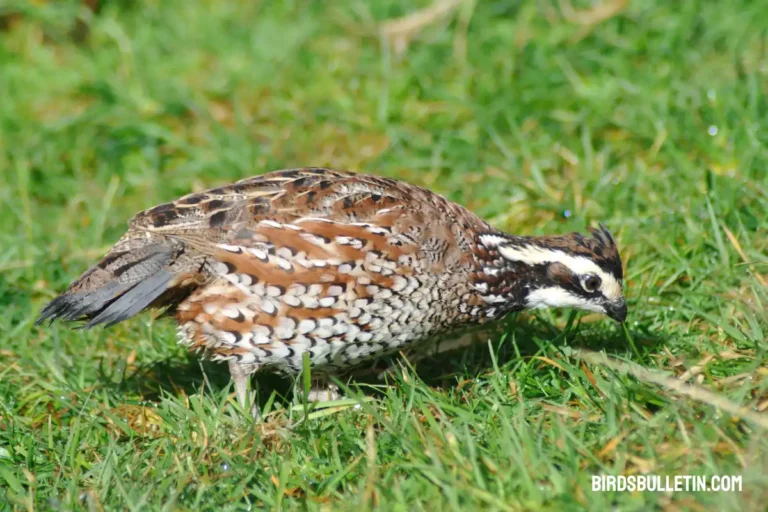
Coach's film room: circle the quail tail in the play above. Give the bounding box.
[36,237,193,329]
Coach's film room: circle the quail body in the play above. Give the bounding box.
[38,168,626,412]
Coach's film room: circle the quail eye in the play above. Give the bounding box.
[583,275,601,293]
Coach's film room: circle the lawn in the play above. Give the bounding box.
[1,0,767,509]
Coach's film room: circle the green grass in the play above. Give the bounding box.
[1,0,767,509]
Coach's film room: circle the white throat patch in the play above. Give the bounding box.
[525,287,605,313]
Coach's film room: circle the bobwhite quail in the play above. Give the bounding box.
[37,168,626,414]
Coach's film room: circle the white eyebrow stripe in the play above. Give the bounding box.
[498,244,623,300]
[497,245,604,275]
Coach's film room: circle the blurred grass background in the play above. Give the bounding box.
[0,0,767,509]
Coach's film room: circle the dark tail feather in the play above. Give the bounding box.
[36,280,136,325]
[83,269,174,328]
[36,241,182,329]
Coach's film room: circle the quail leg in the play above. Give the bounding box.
[228,360,260,419]
[296,377,342,404]
[306,378,342,402]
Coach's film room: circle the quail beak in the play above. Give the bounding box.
[605,300,627,323]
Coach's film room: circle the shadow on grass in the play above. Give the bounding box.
[108,357,293,406]
[111,315,664,410]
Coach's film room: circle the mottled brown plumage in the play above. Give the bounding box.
[38,168,625,414]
